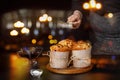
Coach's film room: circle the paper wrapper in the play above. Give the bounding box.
[71,48,91,68]
[49,51,69,68]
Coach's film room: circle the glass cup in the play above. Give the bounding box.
[17,46,43,79]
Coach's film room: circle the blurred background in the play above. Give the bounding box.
[0,0,104,52]
[1,1,120,80]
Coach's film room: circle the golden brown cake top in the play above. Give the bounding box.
[50,39,91,51]
[72,40,91,50]
[50,44,70,52]
[58,39,75,49]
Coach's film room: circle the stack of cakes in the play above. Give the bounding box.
[49,39,92,68]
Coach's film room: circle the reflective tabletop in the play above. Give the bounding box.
[1,52,120,80]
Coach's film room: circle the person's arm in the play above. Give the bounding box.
[67,10,83,29]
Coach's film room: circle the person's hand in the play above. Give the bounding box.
[67,10,82,29]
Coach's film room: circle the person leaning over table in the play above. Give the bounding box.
[67,0,120,55]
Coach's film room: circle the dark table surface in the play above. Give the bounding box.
[1,52,120,80]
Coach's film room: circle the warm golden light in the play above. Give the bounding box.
[49,39,54,44]
[107,13,113,18]
[21,27,30,34]
[96,3,102,9]
[54,39,57,44]
[39,16,46,22]
[14,21,24,28]
[83,2,90,9]
[48,35,53,39]
[90,0,96,8]
[32,39,37,44]
[43,14,48,18]
[10,54,30,80]
[10,30,18,36]
[49,39,57,44]
[39,14,48,22]
[83,0,102,10]
[39,14,52,22]
[47,16,52,22]
[11,54,18,61]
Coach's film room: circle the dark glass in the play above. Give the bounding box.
[20,54,39,59]
[18,46,43,59]
[17,46,43,79]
